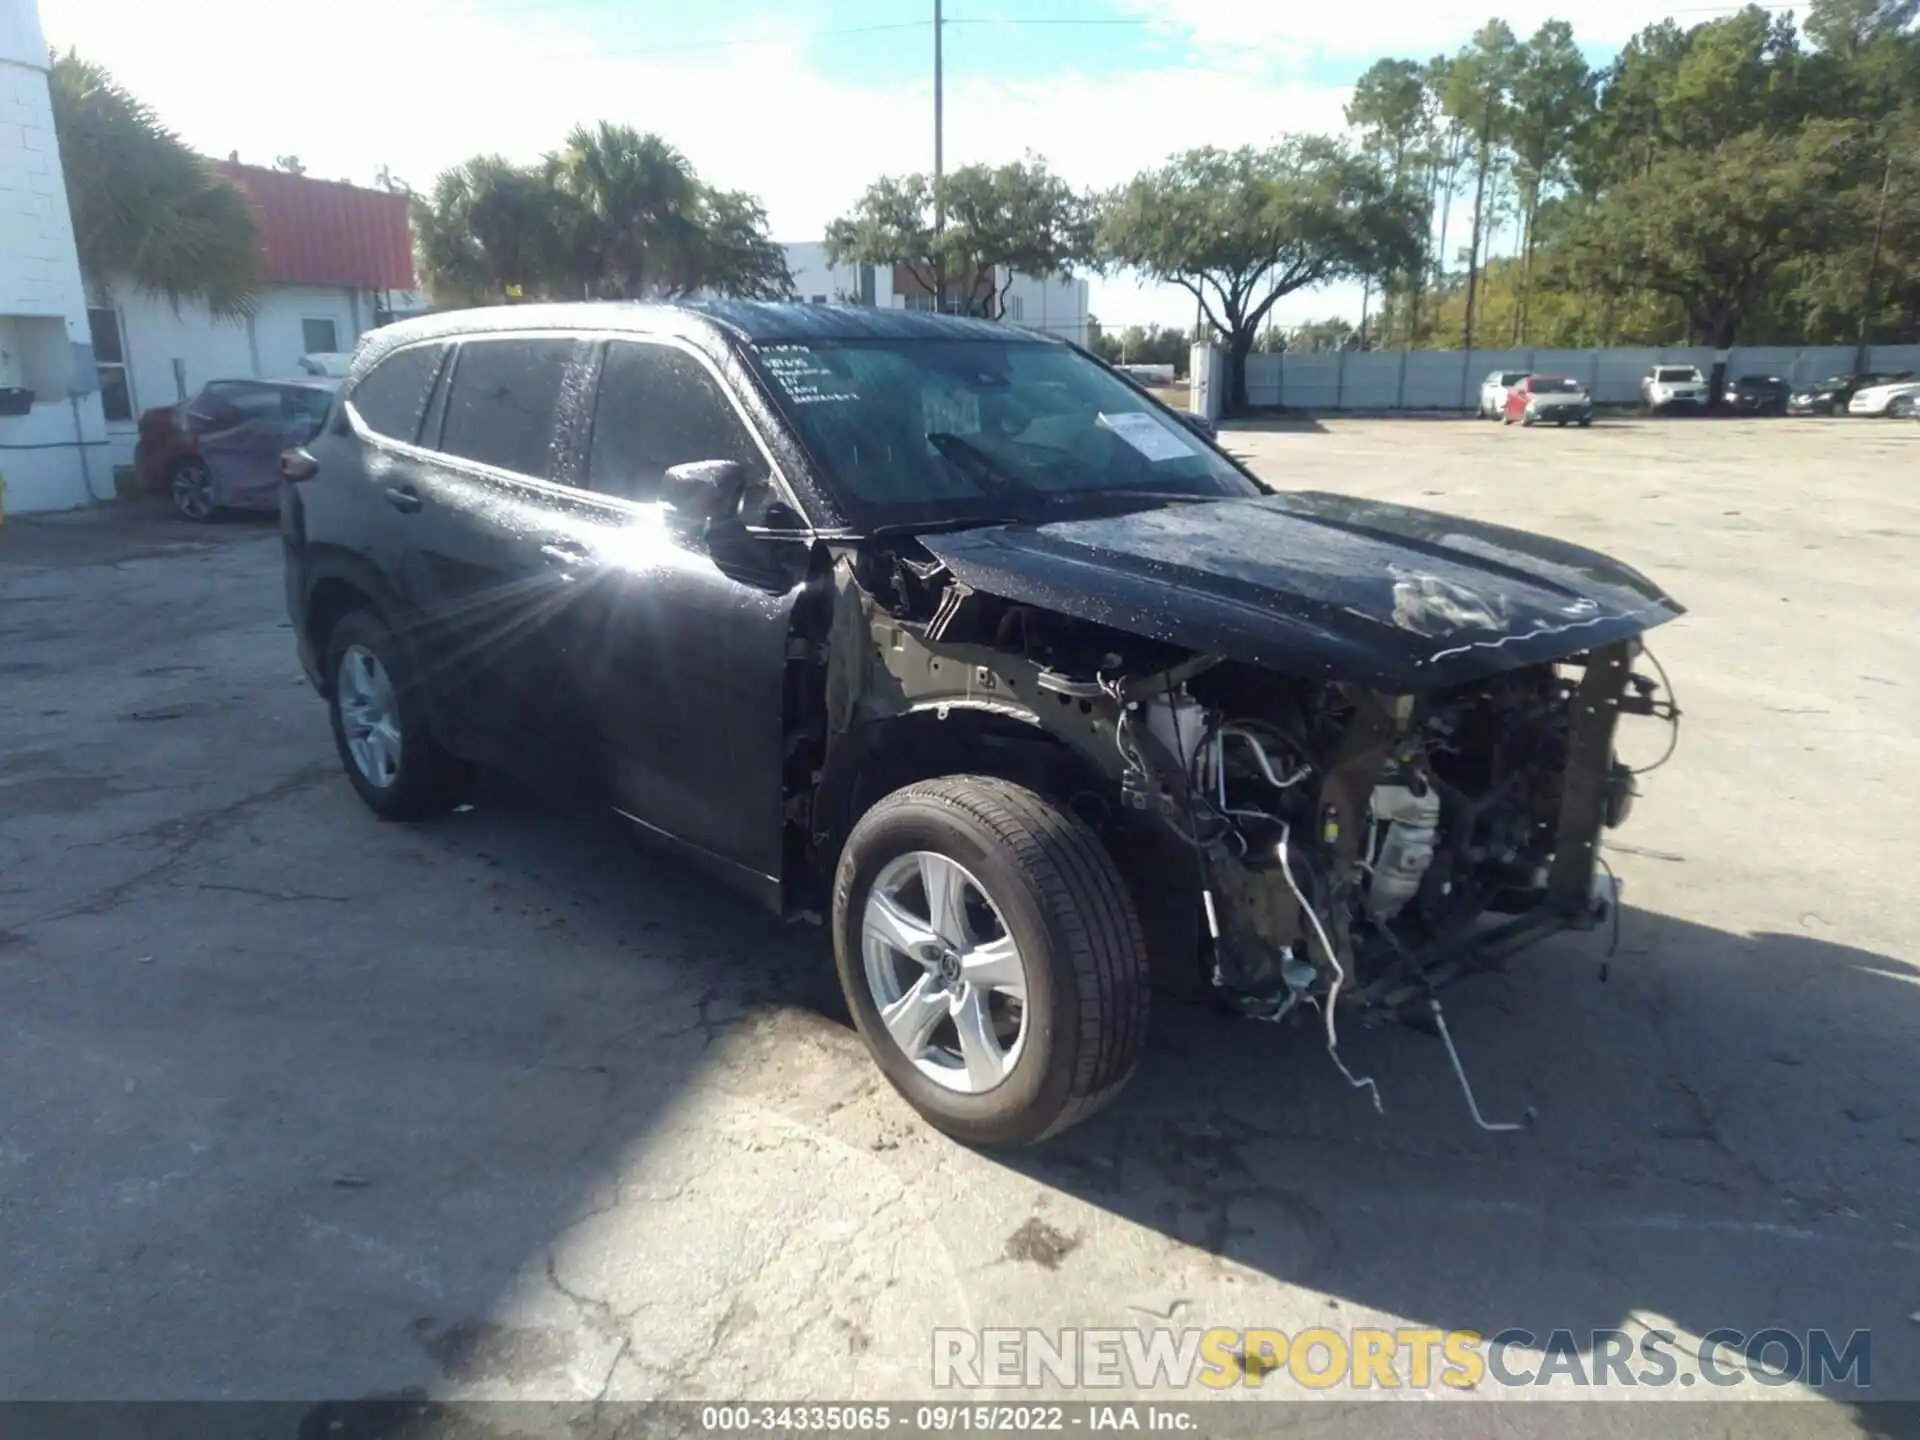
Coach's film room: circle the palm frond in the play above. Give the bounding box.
[50,51,260,316]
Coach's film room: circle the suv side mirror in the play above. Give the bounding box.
[663,459,747,522]
[1177,412,1216,440]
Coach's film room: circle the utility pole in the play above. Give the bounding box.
[933,0,944,234]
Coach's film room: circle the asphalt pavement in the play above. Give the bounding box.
[1,418,1915,1435]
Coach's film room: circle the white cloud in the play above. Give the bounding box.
[38,0,1364,327]
[1119,0,1746,67]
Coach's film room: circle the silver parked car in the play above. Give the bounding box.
[1478,369,1529,419]
[1641,364,1708,413]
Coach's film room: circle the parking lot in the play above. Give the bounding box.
[1,416,1915,1428]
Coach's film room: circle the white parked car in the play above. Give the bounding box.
[1846,376,1920,417]
[1641,364,1708,412]
[1478,370,1529,418]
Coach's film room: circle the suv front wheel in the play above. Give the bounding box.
[832,777,1150,1147]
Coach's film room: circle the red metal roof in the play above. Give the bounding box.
[213,162,415,291]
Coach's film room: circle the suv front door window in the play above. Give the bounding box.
[587,340,766,505]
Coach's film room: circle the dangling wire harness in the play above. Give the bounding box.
[1273,821,1383,1114]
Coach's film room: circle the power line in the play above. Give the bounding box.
[367,3,1804,72]
[946,15,1157,24]
[530,19,932,62]
[407,0,1157,29]
[486,14,1163,72]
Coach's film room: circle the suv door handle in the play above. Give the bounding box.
[385,485,422,514]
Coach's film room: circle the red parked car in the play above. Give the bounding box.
[135,377,340,521]
[1503,375,1594,427]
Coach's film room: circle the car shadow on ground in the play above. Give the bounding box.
[988,903,1916,1398]
[376,774,1915,1405]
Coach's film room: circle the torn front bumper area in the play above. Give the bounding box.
[1351,640,1653,1016]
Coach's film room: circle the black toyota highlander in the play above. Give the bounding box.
[282,302,1682,1147]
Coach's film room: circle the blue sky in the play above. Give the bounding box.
[43,0,1730,330]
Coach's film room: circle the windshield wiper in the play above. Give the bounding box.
[925,431,1046,500]
[866,513,1027,538]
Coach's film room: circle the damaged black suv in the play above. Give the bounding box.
[283,303,1681,1146]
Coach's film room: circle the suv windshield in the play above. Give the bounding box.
[749,338,1260,529]
[1654,367,1701,383]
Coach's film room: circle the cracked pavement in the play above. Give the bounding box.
[1,419,1916,1430]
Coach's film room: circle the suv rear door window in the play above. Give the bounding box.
[348,344,444,442]
[438,337,577,478]
[586,341,763,503]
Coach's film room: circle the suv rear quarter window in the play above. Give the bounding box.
[348,344,445,443]
[439,337,579,479]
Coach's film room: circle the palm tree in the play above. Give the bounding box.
[548,123,700,299]
[413,157,569,305]
[48,53,259,316]
[664,188,793,300]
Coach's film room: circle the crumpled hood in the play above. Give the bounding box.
[918,491,1684,691]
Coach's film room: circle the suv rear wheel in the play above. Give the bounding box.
[832,776,1150,1147]
[324,609,471,820]
[168,458,216,522]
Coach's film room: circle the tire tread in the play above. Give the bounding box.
[859,776,1150,1142]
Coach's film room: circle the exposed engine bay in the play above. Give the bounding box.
[810,515,1682,1126]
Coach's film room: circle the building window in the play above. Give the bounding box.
[86,307,133,423]
[1006,295,1025,321]
[904,293,935,312]
[302,317,340,354]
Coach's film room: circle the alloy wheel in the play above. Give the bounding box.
[337,644,402,789]
[861,850,1028,1093]
[170,460,215,520]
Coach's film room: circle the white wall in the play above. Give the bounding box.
[774,243,1086,342]
[0,0,111,514]
[780,242,894,308]
[1001,272,1089,346]
[100,282,374,466]
[1240,343,1920,411]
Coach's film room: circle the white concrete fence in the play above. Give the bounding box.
[1188,343,1920,418]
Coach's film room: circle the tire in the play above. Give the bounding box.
[1890,396,1914,419]
[1578,417,1593,428]
[323,609,471,821]
[832,776,1150,1147]
[168,458,217,522]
